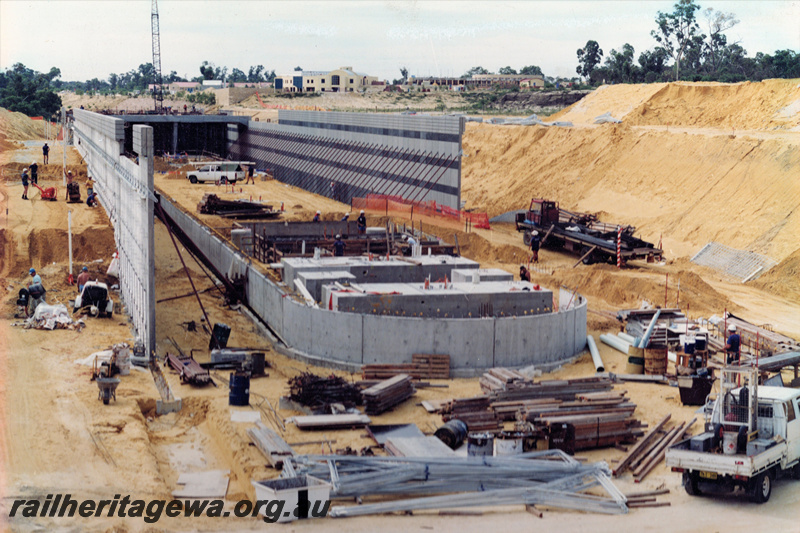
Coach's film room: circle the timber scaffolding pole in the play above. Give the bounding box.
[318,139,365,203]
[265,135,295,179]
[387,151,447,199]
[341,144,398,203]
[268,134,303,185]
[410,153,457,204]
[354,146,417,201]
[285,134,320,188]
[337,142,384,199]
[329,140,372,203]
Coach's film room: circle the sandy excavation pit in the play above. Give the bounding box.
[2,81,800,531]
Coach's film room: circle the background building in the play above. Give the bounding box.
[274,66,380,93]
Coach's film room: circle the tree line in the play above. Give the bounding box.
[576,0,799,85]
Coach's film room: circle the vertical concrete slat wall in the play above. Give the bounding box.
[229,111,464,209]
[158,195,588,374]
[72,110,156,353]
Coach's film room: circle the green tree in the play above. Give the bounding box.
[702,7,739,75]
[519,65,543,76]
[638,48,669,82]
[604,44,638,83]
[651,0,702,80]
[498,66,517,75]
[400,66,409,83]
[462,66,489,78]
[576,40,603,82]
[199,61,216,80]
[228,68,247,83]
[0,63,62,118]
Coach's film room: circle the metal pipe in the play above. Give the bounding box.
[587,335,604,372]
[67,209,73,276]
[599,333,631,355]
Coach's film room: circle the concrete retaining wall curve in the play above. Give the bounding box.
[158,194,587,375]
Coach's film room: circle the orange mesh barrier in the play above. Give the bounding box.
[352,195,491,230]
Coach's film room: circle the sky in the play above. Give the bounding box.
[1,0,798,82]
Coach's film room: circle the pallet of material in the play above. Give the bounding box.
[479,367,527,393]
[362,374,416,415]
[291,413,372,430]
[442,410,502,432]
[441,395,491,415]
[536,412,645,451]
[247,421,294,468]
[362,354,450,380]
[490,377,615,402]
[411,354,450,379]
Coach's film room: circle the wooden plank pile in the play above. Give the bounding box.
[362,354,450,380]
[534,412,646,451]
[292,414,372,430]
[493,390,635,422]
[362,374,416,415]
[479,367,527,393]
[440,395,501,432]
[247,421,294,468]
[612,415,696,482]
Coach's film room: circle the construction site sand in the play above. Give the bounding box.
[3,93,800,531]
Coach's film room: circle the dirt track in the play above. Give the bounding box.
[2,82,800,531]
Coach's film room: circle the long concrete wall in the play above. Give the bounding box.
[229,111,464,209]
[158,193,587,374]
[72,109,156,353]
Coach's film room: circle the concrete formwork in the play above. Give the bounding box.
[157,194,588,374]
[229,111,464,209]
[72,110,156,353]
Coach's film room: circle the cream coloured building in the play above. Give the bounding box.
[274,67,380,93]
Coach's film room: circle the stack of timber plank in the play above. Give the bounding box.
[613,414,696,482]
[534,412,646,451]
[489,376,615,403]
[362,374,416,415]
[362,354,450,380]
[247,422,294,468]
[479,368,527,393]
[441,395,501,432]
[492,391,634,423]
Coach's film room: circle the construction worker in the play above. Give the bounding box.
[77,266,90,293]
[27,268,46,314]
[519,265,531,282]
[341,212,350,221]
[725,324,741,365]
[86,176,94,197]
[312,210,321,222]
[42,143,49,164]
[244,166,255,185]
[21,168,29,200]
[357,210,367,234]
[529,230,541,263]
[333,234,345,257]
[86,191,98,207]
[29,161,38,185]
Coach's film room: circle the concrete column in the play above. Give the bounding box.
[172,122,178,154]
[134,125,157,354]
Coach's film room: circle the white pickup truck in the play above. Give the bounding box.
[187,162,246,184]
[666,367,800,502]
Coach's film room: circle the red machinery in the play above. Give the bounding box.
[32,182,58,201]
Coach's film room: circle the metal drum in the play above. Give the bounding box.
[467,433,494,456]
[229,371,250,406]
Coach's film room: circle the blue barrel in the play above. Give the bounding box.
[467,433,494,456]
[229,372,250,406]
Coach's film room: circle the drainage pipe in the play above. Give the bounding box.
[617,332,637,345]
[587,335,604,372]
[599,333,631,355]
[639,309,662,348]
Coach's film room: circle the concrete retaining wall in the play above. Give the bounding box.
[229,111,464,209]
[73,110,156,352]
[157,194,587,374]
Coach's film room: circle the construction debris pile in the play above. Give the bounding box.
[612,414,696,483]
[433,371,643,451]
[198,194,281,218]
[287,372,363,411]
[287,451,630,517]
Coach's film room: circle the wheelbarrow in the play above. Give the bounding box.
[96,377,120,405]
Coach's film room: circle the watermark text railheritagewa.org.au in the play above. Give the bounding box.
[8,494,330,523]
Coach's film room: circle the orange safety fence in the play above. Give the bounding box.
[352,194,491,230]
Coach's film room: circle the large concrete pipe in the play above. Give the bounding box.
[587,335,604,372]
[618,332,637,345]
[600,333,631,355]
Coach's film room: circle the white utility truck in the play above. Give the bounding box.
[666,366,800,502]
[187,162,249,184]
